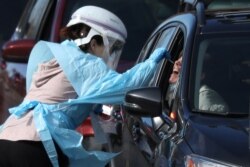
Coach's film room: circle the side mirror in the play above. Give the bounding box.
[123,87,162,117]
[2,39,36,63]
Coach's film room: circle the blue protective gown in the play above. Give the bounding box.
[6,40,166,167]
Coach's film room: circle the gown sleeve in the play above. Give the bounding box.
[27,40,166,105]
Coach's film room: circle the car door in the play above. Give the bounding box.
[124,24,186,165]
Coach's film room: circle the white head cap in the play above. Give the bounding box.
[67,5,127,44]
[66,6,127,69]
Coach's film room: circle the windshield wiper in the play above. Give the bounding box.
[192,109,249,117]
[192,109,229,115]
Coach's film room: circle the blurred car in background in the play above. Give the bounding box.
[121,0,250,166]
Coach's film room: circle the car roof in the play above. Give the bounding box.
[201,10,250,34]
[153,1,250,36]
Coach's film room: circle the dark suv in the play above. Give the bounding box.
[121,0,250,166]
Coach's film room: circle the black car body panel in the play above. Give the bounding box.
[184,114,250,166]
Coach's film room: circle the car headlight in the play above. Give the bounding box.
[185,154,241,167]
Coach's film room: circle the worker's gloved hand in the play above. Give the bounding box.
[148,47,169,63]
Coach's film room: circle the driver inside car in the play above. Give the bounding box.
[165,52,229,113]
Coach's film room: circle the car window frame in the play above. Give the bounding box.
[156,26,185,110]
[132,24,180,144]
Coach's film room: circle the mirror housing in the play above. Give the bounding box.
[123,87,162,117]
[2,39,36,63]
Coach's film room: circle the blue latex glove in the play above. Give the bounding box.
[148,47,168,63]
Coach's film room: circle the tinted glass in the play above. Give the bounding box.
[154,27,176,49]
[137,27,176,64]
[11,0,52,40]
[0,0,26,46]
[191,32,250,115]
[208,0,250,10]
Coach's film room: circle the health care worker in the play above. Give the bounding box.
[0,6,167,167]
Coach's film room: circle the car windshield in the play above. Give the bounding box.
[191,32,250,115]
[207,0,250,11]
